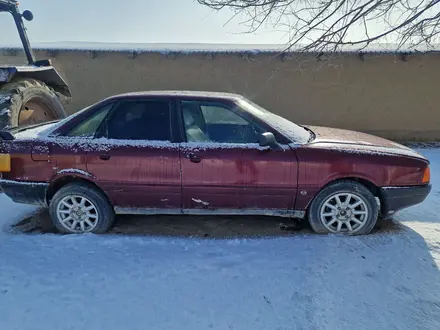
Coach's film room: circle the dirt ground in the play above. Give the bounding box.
[11,208,402,238]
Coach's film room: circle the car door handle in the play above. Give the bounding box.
[99,154,111,160]
[187,153,201,163]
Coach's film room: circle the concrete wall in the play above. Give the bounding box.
[1,49,440,141]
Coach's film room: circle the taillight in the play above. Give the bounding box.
[0,153,10,172]
[422,166,430,184]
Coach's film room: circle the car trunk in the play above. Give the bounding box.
[0,121,57,182]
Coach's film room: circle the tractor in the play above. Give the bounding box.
[0,0,70,130]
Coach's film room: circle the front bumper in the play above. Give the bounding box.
[0,179,48,207]
[379,184,432,218]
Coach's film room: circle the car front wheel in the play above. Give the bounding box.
[308,180,379,235]
[49,183,115,234]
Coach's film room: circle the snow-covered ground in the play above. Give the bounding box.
[0,148,439,330]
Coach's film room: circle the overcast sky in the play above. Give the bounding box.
[0,0,289,46]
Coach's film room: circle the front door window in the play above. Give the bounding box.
[181,101,263,144]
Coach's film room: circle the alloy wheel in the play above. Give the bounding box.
[56,195,99,233]
[319,192,369,234]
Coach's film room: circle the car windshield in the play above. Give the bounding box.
[238,98,312,144]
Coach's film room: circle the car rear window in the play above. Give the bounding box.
[66,103,114,137]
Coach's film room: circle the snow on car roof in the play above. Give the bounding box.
[110,90,244,99]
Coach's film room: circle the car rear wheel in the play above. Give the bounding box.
[49,183,115,234]
[308,180,379,235]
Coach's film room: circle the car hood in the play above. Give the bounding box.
[304,125,427,160]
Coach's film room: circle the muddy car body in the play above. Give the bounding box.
[0,91,431,235]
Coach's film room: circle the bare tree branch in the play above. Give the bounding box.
[197,0,440,52]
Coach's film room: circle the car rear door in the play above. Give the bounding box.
[50,102,115,180]
[85,98,181,211]
[178,99,298,213]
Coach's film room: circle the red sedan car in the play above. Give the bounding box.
[0,91,431,235]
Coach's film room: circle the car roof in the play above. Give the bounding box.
[104,90,245,101]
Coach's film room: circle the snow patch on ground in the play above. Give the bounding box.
[0,216,439,330]
[0,195,38,234]
[0,147,439,329]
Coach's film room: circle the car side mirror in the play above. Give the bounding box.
[259,132,282,150]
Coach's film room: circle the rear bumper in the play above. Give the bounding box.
[379,184,431,218]
[0,179,48,207]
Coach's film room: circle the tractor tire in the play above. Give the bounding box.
[0,78,67,130]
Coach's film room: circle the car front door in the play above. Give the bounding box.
[178,99,298,214]
[84,98,181,211]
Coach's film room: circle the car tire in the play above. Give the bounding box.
[308,180,379,235]
[49,182,115,234]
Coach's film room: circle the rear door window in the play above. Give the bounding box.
[102,100,172,141]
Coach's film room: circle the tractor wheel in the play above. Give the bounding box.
[0,78,67,130]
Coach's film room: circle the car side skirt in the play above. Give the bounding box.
[114,207,306,219]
